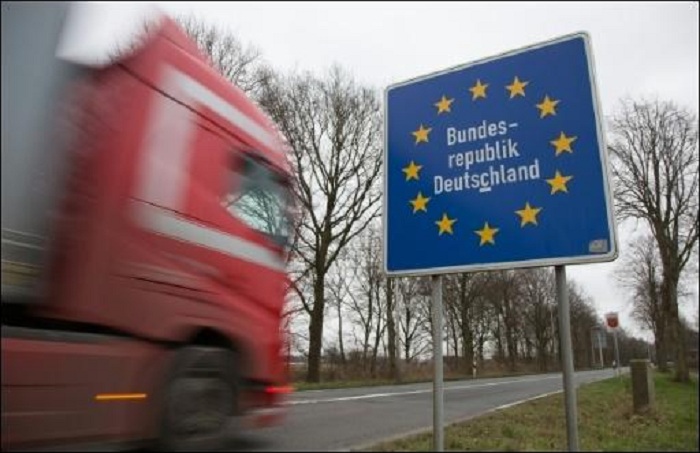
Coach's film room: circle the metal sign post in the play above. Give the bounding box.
[613,328,621,376]
[605,312,621,376]
[431,275,444,451]
[383,32,618,453]
[591,326,607,368]
[556,266,579,451]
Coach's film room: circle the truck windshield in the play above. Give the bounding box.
[223,154,292,249]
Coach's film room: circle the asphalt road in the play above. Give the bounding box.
[229,368,620,451]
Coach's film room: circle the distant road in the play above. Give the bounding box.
[229,368,619,452]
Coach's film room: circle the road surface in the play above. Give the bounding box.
[230,368,619,451]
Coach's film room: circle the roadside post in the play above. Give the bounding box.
[383,32,618,452]
[431,275,444,451]
[606,312,621,376]
[592,326,607,368]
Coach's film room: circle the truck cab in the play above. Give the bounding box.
[2,3,293,450]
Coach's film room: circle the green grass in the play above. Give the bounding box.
[363,372,699,451]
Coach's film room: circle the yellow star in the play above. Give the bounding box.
[435,213,457,235]
[546,170,573,194]
[469,79,489,100]
[505,76,529,99]
[409,192,431,213]
[515,202,542,227]
[550,132,577,156]
[474,222,499,246]
[434,95,454,114]
[412,124,432,144]
[536,95,560,118]
[402,161,422,181]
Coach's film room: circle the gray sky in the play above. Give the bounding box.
[64,2,699,340]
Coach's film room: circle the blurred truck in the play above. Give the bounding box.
[1,2,293,450]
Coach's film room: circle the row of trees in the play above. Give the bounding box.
[303,228,669,382]
[315,231,608,379]
[139,15,697,383]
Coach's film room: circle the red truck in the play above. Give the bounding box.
[2,3,293,450]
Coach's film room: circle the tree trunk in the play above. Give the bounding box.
[370,309,382,379]
[495,321,505,364]
[461,328,474,377]
[664,276,689,382]
[477,336,485,369]
[337,299,346,365]
[537,334,548,372]
[459,277,474,377]
[362,291,373,372]
[505,301,518,372]
[550,307,558,371]
[386,278,400,382]
[404,306,412,363]
[450,319,459,365]
[306,278,326,383]
[461,307,474,376]
[655,324,667,372]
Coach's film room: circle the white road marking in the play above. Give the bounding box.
[491,389,563,411]
[286,375,561,406]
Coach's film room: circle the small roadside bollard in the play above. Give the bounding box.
[630,359,655,413]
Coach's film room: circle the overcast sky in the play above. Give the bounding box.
[63,1,698,340]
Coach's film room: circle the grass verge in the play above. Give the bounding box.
[363,372,698,451]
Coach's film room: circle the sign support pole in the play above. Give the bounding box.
[431,275,444,452]
[556,265,579,451]
[598,335,604,369]
[613,328,621,376]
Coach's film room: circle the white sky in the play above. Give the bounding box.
[63,1,699,340]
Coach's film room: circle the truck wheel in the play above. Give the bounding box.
[159,346,238,451]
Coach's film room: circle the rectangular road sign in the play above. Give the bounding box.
[383,32,618,276]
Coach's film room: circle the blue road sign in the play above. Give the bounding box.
[383,33,617,276]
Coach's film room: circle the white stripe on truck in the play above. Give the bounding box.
[132,201,285,272]
[136,65,280,210]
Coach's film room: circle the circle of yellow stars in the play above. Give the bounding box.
[401,73,578,247]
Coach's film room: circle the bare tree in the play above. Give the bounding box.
[615,234,666,366]
[616,233,696,369]
[258,66,382,382]
[396,277,431,363]
[484,271,523,371]
[567,281,599,369]
[386,276,399,381]
[345,226,385,377]
[472,293,493,370]
[443,273,489,376]
[364,241,387,379]
[520,268,557,371]
[608,98,699,382]
[444,292,461,368]
[327,255,352,366]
